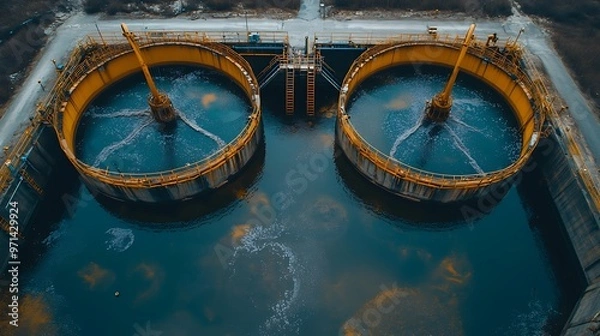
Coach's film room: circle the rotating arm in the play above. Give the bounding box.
[121,23,161,99]
[438,23,476,102]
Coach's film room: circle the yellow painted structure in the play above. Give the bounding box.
[426,24,476,121]
[120,23,177,123]
[337,37,546,202]
[52,34,262,202]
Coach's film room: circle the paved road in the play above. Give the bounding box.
[1,8,598,169]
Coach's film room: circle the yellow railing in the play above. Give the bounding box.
[0,38,92,196]
[0,216,22,238]
[518,50,599,210]
[51,33,261,188]
[536,81,600,211]
[337,39,546,189]
[85,30,289,47]
[314,32,501,48]
[337,35,598,207]
[0,126,36,194]
[339,115,528,189]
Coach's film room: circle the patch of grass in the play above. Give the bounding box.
[239,0,301,10]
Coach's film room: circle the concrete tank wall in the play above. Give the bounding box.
[335,117,510,203]
[539,132,600,282]
[537,128,600,335]
[336,43,542,203]
[563,281,600,335]
[55,42,263,203]
[0,125,68,272]
[80,121,263,203]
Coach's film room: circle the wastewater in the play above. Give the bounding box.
[348,65,522,175]
[75,66,250,173]
[9,69,581,335]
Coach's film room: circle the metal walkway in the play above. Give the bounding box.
[257,49,341,116]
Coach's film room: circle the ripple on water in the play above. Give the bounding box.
[105,228,135,252]
[230,222,302,335]
[348,65,522,175]
[498,300,558,336]
[76,66,251,173]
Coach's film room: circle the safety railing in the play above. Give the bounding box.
[0,37,92,196]
[85,30,289,47]
[75,115,261,187]
[339,114,529,188]
[519,49,599,210]
[314,32,502,49]
[337,38,547,189]
[49,31,262,188]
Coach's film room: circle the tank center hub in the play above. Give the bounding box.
[424,23,476,123]
[122,23,178,124]
[148,92,177,123]
[426,94,453,122]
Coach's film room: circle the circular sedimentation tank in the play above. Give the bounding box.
[53,34,262,202]
[336,38,544,203]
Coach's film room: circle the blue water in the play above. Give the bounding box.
[75,66,251,173]
[348,65,522,175]
[8,77,578,336]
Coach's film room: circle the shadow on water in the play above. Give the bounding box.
[260,73,340,126]
[334,144,476,230]
[15,151,79,275]
[161,120,177,171]
[417,121,443,168]
[515,161,586,334]
[94,138,266,226]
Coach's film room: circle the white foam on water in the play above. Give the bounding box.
[92,117,153,167]
[453,97,486,108]
[502,300,557,336]
[444,124,485,175]
[178,111,226,148]
[88,109,149,119]
[43,227,65,246]
[390,113,425,157]
[448,115,488,137]
[230,222,302,335]
[261,241,301,335]
[504,141,522,162]
[105,228,135,252]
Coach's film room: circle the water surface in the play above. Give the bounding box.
[348,65,522,175]
[76,66,251,173]
[12,77,577,336]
